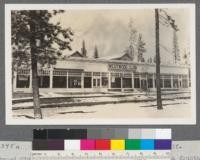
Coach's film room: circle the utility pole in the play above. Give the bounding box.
[155,9,163,110]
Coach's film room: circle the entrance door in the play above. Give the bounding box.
[93,78,101,92]
[141,79,147,90]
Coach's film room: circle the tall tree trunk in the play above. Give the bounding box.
[31,54,42,119]
[29,11,42,119]
[155,9,163,110]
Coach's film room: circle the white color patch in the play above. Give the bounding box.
[156,129,172,139]
[64,140,80,150]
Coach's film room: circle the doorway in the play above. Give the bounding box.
[141,79,147,90]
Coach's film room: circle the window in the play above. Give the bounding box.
[147,75,153,88]
[16,75,30,88]
[84,77,92,88]
[134,78,140,88]
[93,78,96,87]
[141,79,147,90]
[38,76,50,88]
[147,78,153,88]
[182,79,188,88]
[173,75,179,88]
[93,72,100,76]
[111,77,121,88]
[68,77,81,88]
[111,73,121,88]
[68,71,82,88]
[102,77,108,87]
[164,79,171,88]
[123,78,132,88]
[97,79,100,86]
[53,76,67,88]
[160,78,164,88]
[163,75,171,88]
[84,72,92,88]
[93,78,100,87]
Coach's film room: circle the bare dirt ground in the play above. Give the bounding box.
[13,99,191,119]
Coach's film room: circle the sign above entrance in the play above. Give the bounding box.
[108,63,137,72]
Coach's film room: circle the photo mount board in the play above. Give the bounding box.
[5,3,196,125]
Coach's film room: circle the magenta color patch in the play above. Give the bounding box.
[80,140,95,150]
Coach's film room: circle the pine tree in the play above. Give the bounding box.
[11,10,73,119]
[125,18,137,60]
[137,34,146,62]
[172,30,180,64]
[81,40,87,57]
[94,45,99,58]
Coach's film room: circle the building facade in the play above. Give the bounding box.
[13,55,190,93]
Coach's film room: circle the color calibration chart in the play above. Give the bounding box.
[32,128,172,160]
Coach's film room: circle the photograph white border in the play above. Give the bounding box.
[5,3,196,125]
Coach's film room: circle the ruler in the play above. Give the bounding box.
[32,150,171,160]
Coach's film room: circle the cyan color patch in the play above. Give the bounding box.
[140,139,155,150]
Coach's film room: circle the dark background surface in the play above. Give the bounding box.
[0,0,199,141]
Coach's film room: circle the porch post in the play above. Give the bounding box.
[171,75,173,89]
[29,69,32,89]
[187,75,190,88]
[13,71,17,92]
[152,74,155,88]
[100,73,102,88]
[180,75,182,88]
[132,72,134,89]
[81,72,84,89]
[146,74,148,89]
[66,72,68,88]
[108,72,111,89]
[49,67,53,88]
[91,72,94,88]
[121,75,123,92]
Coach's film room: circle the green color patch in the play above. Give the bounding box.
[125,139,141,150]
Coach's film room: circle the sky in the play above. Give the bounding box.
[51,8,192,64]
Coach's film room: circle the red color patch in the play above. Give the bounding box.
[95,139,110,150]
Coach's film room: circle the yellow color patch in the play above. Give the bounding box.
[111,140,125,150]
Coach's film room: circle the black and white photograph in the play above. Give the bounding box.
[5,4,196,124]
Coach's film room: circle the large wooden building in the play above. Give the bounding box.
[13,52,190,93]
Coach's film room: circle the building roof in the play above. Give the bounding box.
[112,52,133,61]
[68,51,84,58]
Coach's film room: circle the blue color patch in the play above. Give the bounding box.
[140,139,155,150]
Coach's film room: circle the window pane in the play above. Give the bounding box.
[16,75,30,88]
[93,72,100,76]
[93,79,96,87]
[141,80,147,90]
[123,78,132,88]
[53,76,67,88]
[148,78,153,88]
[38,76,50,88]
[182,79,188,88]
[68,77,81,88]
[97,79,100,86]
[111,77,121,88]
[164,79,171,88]
[160,78,163,88]
[102,77,108,87]
[84,77,91,88]
[134,78,140,88]
[173,79,179,88]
